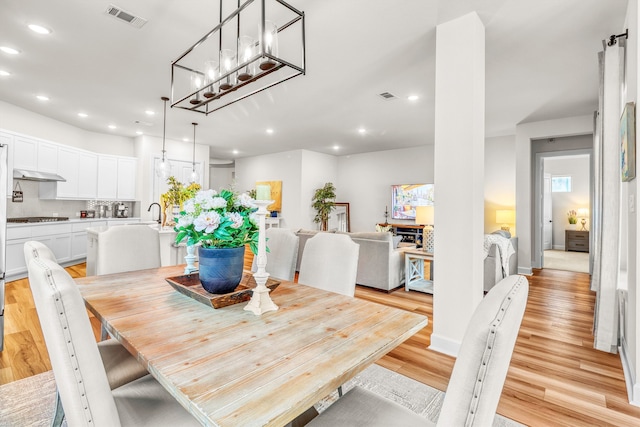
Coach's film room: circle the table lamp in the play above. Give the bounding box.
[577,208,589,231]
[415,205,434,253]
[495,209,515,232]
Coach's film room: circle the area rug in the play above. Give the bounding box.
[0,365,524,426]
[544,249,589,273]
[318,364,524,427]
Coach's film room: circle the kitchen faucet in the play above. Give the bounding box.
[147,202,161,224]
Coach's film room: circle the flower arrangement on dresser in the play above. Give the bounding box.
[567,209,577,225]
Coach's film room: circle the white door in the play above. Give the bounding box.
[543,173,553,251]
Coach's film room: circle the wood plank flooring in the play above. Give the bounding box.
[2,263,640,426]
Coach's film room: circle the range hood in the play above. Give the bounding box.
[13,169,66,182]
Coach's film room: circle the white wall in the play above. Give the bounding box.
[545,155,590,249]
[210,164,234,191]
[134,134,209,222]
[338,146,433,232]
[623,0,640,406]
[515,114,594,274]
[235,150,304,229]
[484,135,516,234]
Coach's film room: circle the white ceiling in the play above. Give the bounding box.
[0,0,629,160]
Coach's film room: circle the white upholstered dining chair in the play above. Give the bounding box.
[251,227,299,281]
[94,225,162,275]
[23,241,149,426]
[297,233,360,297]
[26,256,201,427]
[308,274,529,427]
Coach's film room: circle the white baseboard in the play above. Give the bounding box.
[619,343,640,406]
[429,334,460,357]
[518,266,533,276]
[552,245,565,250]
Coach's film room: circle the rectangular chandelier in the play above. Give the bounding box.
[171,0,305,115]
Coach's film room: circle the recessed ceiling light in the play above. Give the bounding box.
[333,145,340,150]
[0,70,10,76]
[145,110,155,116]
[183,137,189,142]
[232,150,239,155]
[77,112,88,118]
[136,131,143,135]
[28,24,52,34]
[36,95,49,101]
[407,95,419,101]
[358,128,366,134]
[108,124,117,130]
[266,128,274,134]
[0,46,20,55]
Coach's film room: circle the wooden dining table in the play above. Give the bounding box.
[76,265,428,427]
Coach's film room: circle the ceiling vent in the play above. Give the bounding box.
[378,92,397,101]
[105,4,147,29]
[134,120,153,127]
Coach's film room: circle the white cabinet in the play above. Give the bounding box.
[97,155,136,200]
[13,136,58,173]
[116,157,137,200]
[97,155,118,199]
[5,223,73,279]
[13,136,38,170]
[78,152,98,198]
[37,140,58,173]
[71,220,107,259]
[43,147,98,199]
[55,147,80,198]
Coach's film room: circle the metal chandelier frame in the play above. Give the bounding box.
[171,0,305,115]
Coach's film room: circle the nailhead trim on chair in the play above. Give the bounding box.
[36,258,95,425]
[465,275,526,426]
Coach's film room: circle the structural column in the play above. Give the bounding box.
[431,12,485,356]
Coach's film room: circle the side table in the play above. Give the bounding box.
[404,249,434,294]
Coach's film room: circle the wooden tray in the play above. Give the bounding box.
[165,272,280,309]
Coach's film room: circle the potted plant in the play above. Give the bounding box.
[312,182,337,231]
[161,177,201,226]
[174,188,259,294]
[567,209,578,226]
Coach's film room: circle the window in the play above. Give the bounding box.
[551,176,571,192]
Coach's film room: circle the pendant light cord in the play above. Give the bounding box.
[192,122,198,171]
[161,96,169,161]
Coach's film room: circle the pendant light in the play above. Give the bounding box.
[189,122,200,184]
[155,96,172,179]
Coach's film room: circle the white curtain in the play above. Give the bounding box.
[592,40,624,353]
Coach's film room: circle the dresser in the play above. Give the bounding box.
[565,230,589,252]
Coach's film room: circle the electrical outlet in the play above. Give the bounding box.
[75,212,80,217]
[52,212,58,217]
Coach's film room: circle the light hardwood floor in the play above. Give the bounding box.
[2,263,640,426]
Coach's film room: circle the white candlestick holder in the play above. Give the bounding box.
[184,244,198,274]
[245,199,279,315]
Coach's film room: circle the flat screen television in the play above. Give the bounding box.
[391,183,434,220]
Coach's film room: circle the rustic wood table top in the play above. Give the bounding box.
[76,266,428,427]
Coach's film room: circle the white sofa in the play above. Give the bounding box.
[295,230,409,292]
[484,236,518,292]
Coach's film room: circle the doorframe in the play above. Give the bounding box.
[533,148,593,269]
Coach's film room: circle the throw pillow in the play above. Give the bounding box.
[392,235,403,249]
[491,229,511,239]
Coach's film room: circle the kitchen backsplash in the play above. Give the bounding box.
[7,179,136,218]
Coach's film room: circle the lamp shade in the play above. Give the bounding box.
[495,209,515,224]
[577,208,589,218]
[415,205,434,225]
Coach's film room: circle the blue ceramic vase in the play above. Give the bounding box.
[198,246,245,294]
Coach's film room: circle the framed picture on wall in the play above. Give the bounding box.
[621,101,636,182]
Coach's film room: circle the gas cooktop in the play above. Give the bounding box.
[7,216,70,223]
